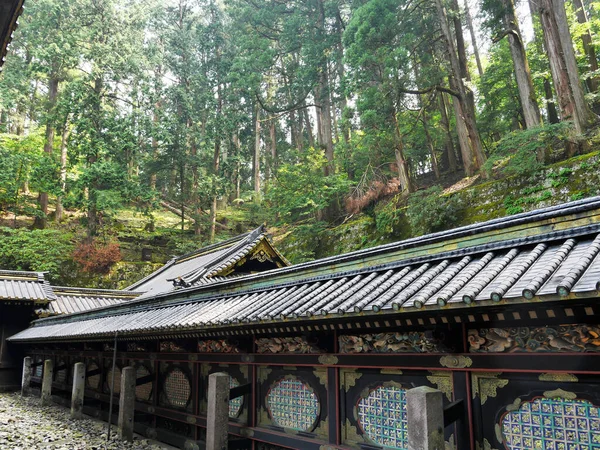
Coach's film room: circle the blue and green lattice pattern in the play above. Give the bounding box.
[229,377,242,417]
[357,385,408,449]
[502,397,600,449]
[266,378,319,431]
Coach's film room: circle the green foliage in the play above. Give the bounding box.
[0,227,74,280]
[484,123,573,177]
[375,195,404,235]
[266,148,351,224]
[406,186,460,236]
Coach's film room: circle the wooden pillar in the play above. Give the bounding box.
[407,386,445,450]
[21,357,32,397]
[118,366,136,441]
[71,362,86,419]
[41,359,54,406]
[206,372,230,450]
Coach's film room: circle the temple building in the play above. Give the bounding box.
[7,197,600,450]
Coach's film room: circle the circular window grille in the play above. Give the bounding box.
[229,377,243,418]
[501,397,600,449]
[357,384,407,449]
[136,365,153,402]
[163,369,191,409]
[266,378,319,431]
[87,362,101,390]
[105,367,122,395]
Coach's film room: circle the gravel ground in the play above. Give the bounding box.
[0,392,174,450]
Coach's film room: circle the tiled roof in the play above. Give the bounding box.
[38,287,142,316]
[0,270,54,303]
[10,197,600,342]
[126,225,289,298]
[0,0,24,70]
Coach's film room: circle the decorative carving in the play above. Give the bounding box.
[250,249,273,263]
[258,367,272,383]
[313,368,328,386]
[239,428,254,438]
[440,355,472,369]
[472,373,509,405]
[339,331,448,353]
[427,371,453,401]
[186,416,197,424]
[538,373,578,382]
[475,438,497,450]
[318,355,338,365]
[468,325,600,353]
[126,342,147,352]
[160,341,185,352]
[341,369,363,392]
[197,339,239,353]
[256,336,321,354]
[344,417,364,446]
[543,388,578,400]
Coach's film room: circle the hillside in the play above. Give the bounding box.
[2,147,599,290]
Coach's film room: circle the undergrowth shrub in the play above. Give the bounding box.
[73,239,122,273]
[484,122,573,177]
[406,186,460,236]
[0,227,74,280]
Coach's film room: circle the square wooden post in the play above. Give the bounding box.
[41,359,54,406]
[118,366,136,441]
[71,362,86,419]
[206,372,230,450]
[407,386,445,450]
[21,357,32,397]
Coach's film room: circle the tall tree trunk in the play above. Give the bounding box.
[436,0,486,176]
[391,110,415,193]
[538,0,598,133]
[55,121,69,223]
[572,0,599,110]
[233,132,241,199]
[254,103,261,200]
[450,0,470,81]
[463,0,484,78]
[439,92,458,173]
[303,107,314,149]
[501,0,542,129]
[422,113,441,179]
[35,76,59,229]
[316,0,335,175]
[87,77,103,239]
[528,0,560,123]
[551,0,598,130]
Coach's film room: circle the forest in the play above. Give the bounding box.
[0,0,599,282]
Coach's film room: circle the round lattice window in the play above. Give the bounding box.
[163,369,191,408]
[229,377,243,418]
[105,367,122,395]
[87,362,101,390]
[501,397,600,449]
[136,365,153,402]
[357,384,407,449]
[266,378,319,431]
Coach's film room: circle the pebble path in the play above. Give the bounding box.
[0,392,172,450]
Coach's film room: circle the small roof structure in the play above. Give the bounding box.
[37,287,143,317]
[11,197,600,343]
[126,225,289,298]
[0,0,23,70]
[0,270,54,304]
